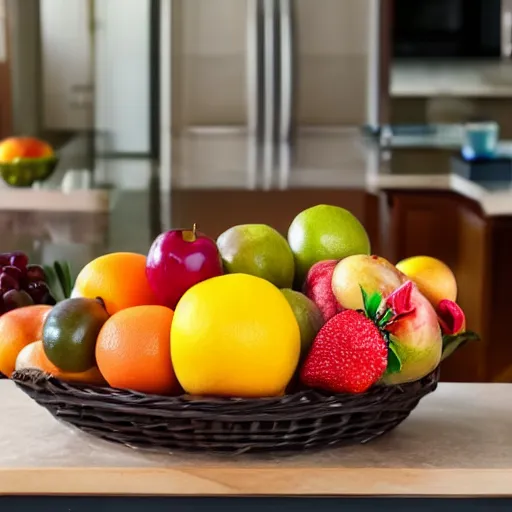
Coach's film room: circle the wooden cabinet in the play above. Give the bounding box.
[385,190,512,383]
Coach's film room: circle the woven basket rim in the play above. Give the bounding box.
[11,367,439,421]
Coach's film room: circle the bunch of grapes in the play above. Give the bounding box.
[0,251,56,315]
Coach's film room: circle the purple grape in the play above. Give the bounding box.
[2,289,34,312]
[0,254,11,266]
[25,264,46,283]
[43,293,57,306]
[2,265,23,282]
[27,281,49,303]
[0,273,19,292]
[9,251,28,270]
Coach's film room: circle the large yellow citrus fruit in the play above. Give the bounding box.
[171,274,301,398]
[396,256,457,310]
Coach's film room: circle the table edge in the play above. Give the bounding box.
[1,467,511,497]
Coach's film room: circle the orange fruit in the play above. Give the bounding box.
[0,136,53,162]
[396,256,457,310]
[72,252,160,315]
[171,274,301,398]
[0,305,52,377]
[15,341,106,386]
[95,305,178,395]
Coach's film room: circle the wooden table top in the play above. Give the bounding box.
[0,381,511,497]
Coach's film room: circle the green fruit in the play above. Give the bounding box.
[42,297,109,373]
[281,288,324,359]
[217,224,295,288]
[288,204,371,285]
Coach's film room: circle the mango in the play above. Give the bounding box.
[0,137,53,163]
[396,256,457,310]
[382,281,442,385]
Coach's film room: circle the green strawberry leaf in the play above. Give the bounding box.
[441,330,480,362]
[43,260,75,302]
[54,260,74,299]
[360,286,383,321]
[43,264,65,303]
[360,286,370,316]
[386,341,402,375]
[377,308,394,328]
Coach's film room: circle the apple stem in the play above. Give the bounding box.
[193,223,197,239]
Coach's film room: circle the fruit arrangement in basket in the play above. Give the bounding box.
[1,204,477,397]
[0,204,480,453]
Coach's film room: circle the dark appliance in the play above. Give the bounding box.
[393,0,503,58]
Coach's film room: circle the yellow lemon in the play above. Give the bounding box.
[171,273,301,398]
[396,256,457,310]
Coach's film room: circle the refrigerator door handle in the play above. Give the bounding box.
[246,0,264,137]
[262,0,277,145]
[278,0,293,142]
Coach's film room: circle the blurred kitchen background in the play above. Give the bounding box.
[1,0,512,382]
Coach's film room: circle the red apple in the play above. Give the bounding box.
[303,260,343,322]
[146,224,223,310]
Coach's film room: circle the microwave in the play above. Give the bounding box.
[392,0,503,58]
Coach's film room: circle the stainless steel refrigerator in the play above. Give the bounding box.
[168,0,390,143]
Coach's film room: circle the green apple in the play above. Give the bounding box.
[281,289,324,359]
[288,204,371,285]
[217,224,295,288]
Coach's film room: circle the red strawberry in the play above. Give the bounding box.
[300,309,388,394]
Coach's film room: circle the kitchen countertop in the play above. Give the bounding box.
[371,164,512,216]
[172,130,512,216]
[1,380,511,497]
[391,59,512,98]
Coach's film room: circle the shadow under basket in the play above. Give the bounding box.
[11,368,439,454]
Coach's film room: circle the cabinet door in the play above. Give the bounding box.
[387,191,487,382]
[40,0,92,131]
[388,192,459,265]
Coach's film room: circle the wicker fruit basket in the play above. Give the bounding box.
[11,367,439,454]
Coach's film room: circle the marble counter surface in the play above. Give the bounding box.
[370,170,512,216]
[169,131,512,216]
[391,60,512,98]
[1,380,511,497]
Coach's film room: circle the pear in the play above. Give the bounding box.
[217,224,295,289]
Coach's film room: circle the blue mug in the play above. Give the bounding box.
[462,122,499,160]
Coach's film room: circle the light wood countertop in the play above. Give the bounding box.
[0,381,512,497]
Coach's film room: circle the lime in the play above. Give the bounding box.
[288,204,370,285]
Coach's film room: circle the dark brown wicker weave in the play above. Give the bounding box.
[11,367,439,454]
